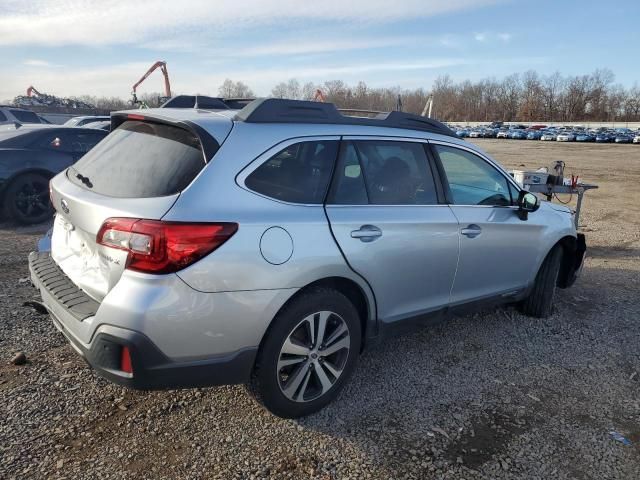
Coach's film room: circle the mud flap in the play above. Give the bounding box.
[566,233,586,287]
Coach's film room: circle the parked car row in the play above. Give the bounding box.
[452,124,640,144]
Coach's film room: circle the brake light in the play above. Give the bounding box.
[120,346,133,374]
[97,218,238,274]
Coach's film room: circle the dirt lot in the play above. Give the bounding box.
[1,140,639,479]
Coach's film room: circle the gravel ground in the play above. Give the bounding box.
[1,140,639,479]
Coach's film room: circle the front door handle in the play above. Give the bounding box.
[460,224,482,239]
[351,225,382,243]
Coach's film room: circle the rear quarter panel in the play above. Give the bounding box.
[164,124,376,315]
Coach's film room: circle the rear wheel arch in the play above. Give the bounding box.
[8,168,55,183]
[260,276,375,355]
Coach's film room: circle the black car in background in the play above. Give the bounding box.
[0,125,108,224]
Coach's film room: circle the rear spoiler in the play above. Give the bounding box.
[110,112,220,162]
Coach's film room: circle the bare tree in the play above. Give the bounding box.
[271,82,288,99]
[301,82,317,100]
[49,70,638,122]
[218,79,254,98]
[271,78,302,99]
[541,72,563,122]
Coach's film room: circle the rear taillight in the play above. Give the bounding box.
[97,218,238,274]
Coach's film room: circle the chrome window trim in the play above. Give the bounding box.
[325,204,453,209]
[341,135,434,143]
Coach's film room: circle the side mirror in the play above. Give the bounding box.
[517,191,540,220]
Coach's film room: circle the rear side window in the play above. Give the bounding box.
[245,140,338,204]
[0,111,7,122]
[329,140,438,205]
[68,121,206,198]
[37,131,104,153]
[10,109,41,123]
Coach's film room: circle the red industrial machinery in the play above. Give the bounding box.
[131,61,172,107]
[26,86,42,97]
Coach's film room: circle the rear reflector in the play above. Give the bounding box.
[120,346,133,374]
[97,218,238,274]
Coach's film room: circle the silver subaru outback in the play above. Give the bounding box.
[29,99,586,418]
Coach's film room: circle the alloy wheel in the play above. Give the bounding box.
[13,179,50,219]
[277,311,351,403]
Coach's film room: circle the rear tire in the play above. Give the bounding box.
[3,173,53,225]
[521,246,563,318]
[246,287,361,418]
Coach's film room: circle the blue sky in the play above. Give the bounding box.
[0,0,638,100]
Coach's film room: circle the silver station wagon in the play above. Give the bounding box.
[29,99,586,418]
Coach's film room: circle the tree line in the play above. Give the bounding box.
[11,69,638,122]
[265,70,640,123]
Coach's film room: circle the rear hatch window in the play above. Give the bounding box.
[68,120,206,198]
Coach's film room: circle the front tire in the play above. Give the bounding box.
[521,246,563,318]
[247,288,361,418]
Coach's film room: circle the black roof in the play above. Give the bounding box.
[234,98,456,137]
[0,104,31,110]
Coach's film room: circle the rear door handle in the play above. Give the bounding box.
[351,225,382,242]
[460,224,482,238]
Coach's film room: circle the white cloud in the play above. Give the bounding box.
[0,0,501,47]
[23,59,54,67]
[0,62,161,100]
[216,37,421,57]
[193,34,464,58]
[0,58,472,100]
[475,32,512,43]
[0,54,552,101]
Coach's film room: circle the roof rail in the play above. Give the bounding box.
[234,98,456,137]
[160,95,256,110]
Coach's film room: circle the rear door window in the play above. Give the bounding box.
[68,120,207,198]
[245,140,338,204]
[37,131,106,153]
[68,131,107,154]
[10,109,41,123]
[329,140,438,205]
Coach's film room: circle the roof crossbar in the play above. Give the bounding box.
[234,98,456,137]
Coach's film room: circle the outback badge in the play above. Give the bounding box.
[60,198,70,214]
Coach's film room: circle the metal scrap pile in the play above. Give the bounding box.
[13,93,94,109]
